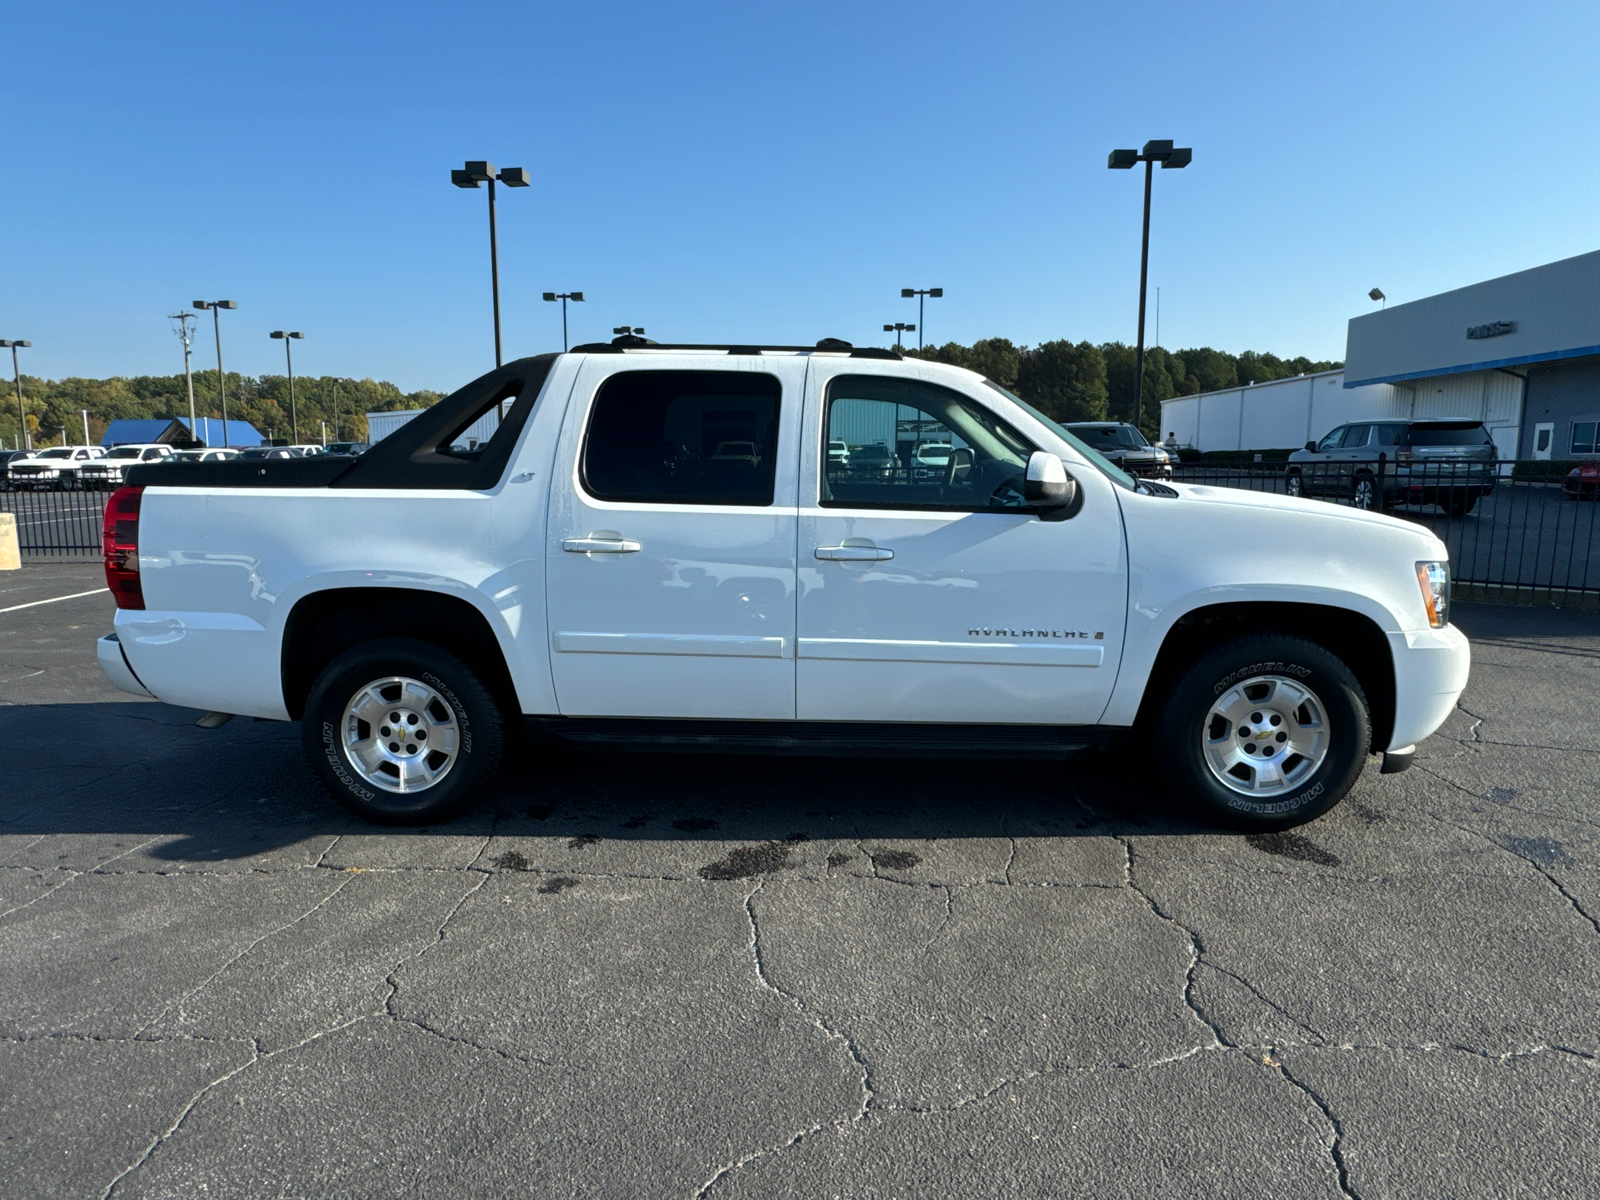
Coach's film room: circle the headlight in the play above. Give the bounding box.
[1415,561,1450,628]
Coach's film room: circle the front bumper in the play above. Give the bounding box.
[1386,623,1471,751]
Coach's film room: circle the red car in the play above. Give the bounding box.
[1563,462,1600,499]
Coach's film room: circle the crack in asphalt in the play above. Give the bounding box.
[1272,1059,1363,1200]
[696,882,879,1199]
[1115,836,1227,1050]
[132,872,357,1039]
[0,867,81,919]
[1196,962,1328,1044]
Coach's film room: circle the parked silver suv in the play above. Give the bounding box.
[1286,419,1497,515]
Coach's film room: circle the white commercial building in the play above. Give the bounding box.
[367,408,500,448]
[1160,368,1524,461]
[1162,248,1600,463]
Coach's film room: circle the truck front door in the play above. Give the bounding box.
[795,365,1128,726]
[545,360,801,719]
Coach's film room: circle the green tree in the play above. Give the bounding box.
[1016,340,1108,423]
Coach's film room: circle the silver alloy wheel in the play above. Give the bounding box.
[1202,674,1330,798]
[340,675,461,794]
[1286,473,1302,497]
[1353,475,1375,509]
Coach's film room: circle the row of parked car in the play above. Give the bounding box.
[823,422,1177,484]
[0,441,369,490]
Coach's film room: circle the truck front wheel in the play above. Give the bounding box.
[301,638,505,825]
[1157,635,1370,829]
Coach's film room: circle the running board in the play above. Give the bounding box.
[531,718,1105,758]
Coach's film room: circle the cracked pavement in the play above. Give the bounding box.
[2,563,1598,1198]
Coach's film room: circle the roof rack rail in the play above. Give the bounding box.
[569,336,902,360]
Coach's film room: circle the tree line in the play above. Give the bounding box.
[907,340,1341,439]
[0,371,445,449]
[0,339,1341,450]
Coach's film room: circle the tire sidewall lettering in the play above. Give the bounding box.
[322,719,376,802]
[1213,661,1313,696]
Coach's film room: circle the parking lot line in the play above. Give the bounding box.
[0,587,110,614]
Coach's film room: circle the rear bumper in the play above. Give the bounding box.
[97,633,156,698]
[1386,624,1471,751]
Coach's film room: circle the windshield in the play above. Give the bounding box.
[1071,424,1147,450]
[982,381,1138,491]
[105,447,142,460]
[36,448,72,460]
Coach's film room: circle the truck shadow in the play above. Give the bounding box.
[2,702,1216,866]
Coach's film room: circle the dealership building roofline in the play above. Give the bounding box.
[1343,249,1600,388]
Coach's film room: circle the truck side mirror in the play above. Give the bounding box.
[1305,441,1317,452]
[1024,451,1077,508]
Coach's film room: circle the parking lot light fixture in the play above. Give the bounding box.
[900,288,943,349]
[1108,139,1191,429]
[0,339,32,450]
[270,331,306,443]
[882,322,914,350]
[453,160,529,368]
[193,301,237,446]
[543,292,585,351]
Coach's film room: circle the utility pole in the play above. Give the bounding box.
[1,340,32,450]
[81,409,91,446]
[170,312,199,442]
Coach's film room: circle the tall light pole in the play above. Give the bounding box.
[883,322,914,350]
[543,292,585,351]
[81,409,91,446]
[193,301,237,446]
[269,330,305,443]
[1369,287,1387,310]
[0,340,31,450]
[451,160,530,368]
[1108,139,1191,429]
[169,312,199,443]
[900,288,943,349]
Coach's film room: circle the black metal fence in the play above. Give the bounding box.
[5,462,1597,602]
[1,486,108,559]
[1172,460,1600,603]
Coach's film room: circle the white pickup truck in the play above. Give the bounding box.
[98,338,1469,829]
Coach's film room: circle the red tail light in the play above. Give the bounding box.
[1396,446,1413,463]
[103,486,145,610]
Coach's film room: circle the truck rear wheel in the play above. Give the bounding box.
[302,638,505,825]
[1157,634,1370,829]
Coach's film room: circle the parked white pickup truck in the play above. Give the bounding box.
[98,338,1469,829]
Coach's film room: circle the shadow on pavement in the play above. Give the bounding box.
[3,701,1209,865]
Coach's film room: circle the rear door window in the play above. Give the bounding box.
[582,370,782,506]
[1375,424,1407,446]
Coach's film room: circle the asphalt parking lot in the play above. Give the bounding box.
[3,562,1598,1198]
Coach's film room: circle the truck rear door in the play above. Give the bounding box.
[544,357,802,719]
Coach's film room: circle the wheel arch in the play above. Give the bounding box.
[281,586,520,722]
[1132,600,1396,752]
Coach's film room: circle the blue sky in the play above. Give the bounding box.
[5,0,1598,392]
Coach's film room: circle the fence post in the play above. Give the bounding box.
[0,512,19,570]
